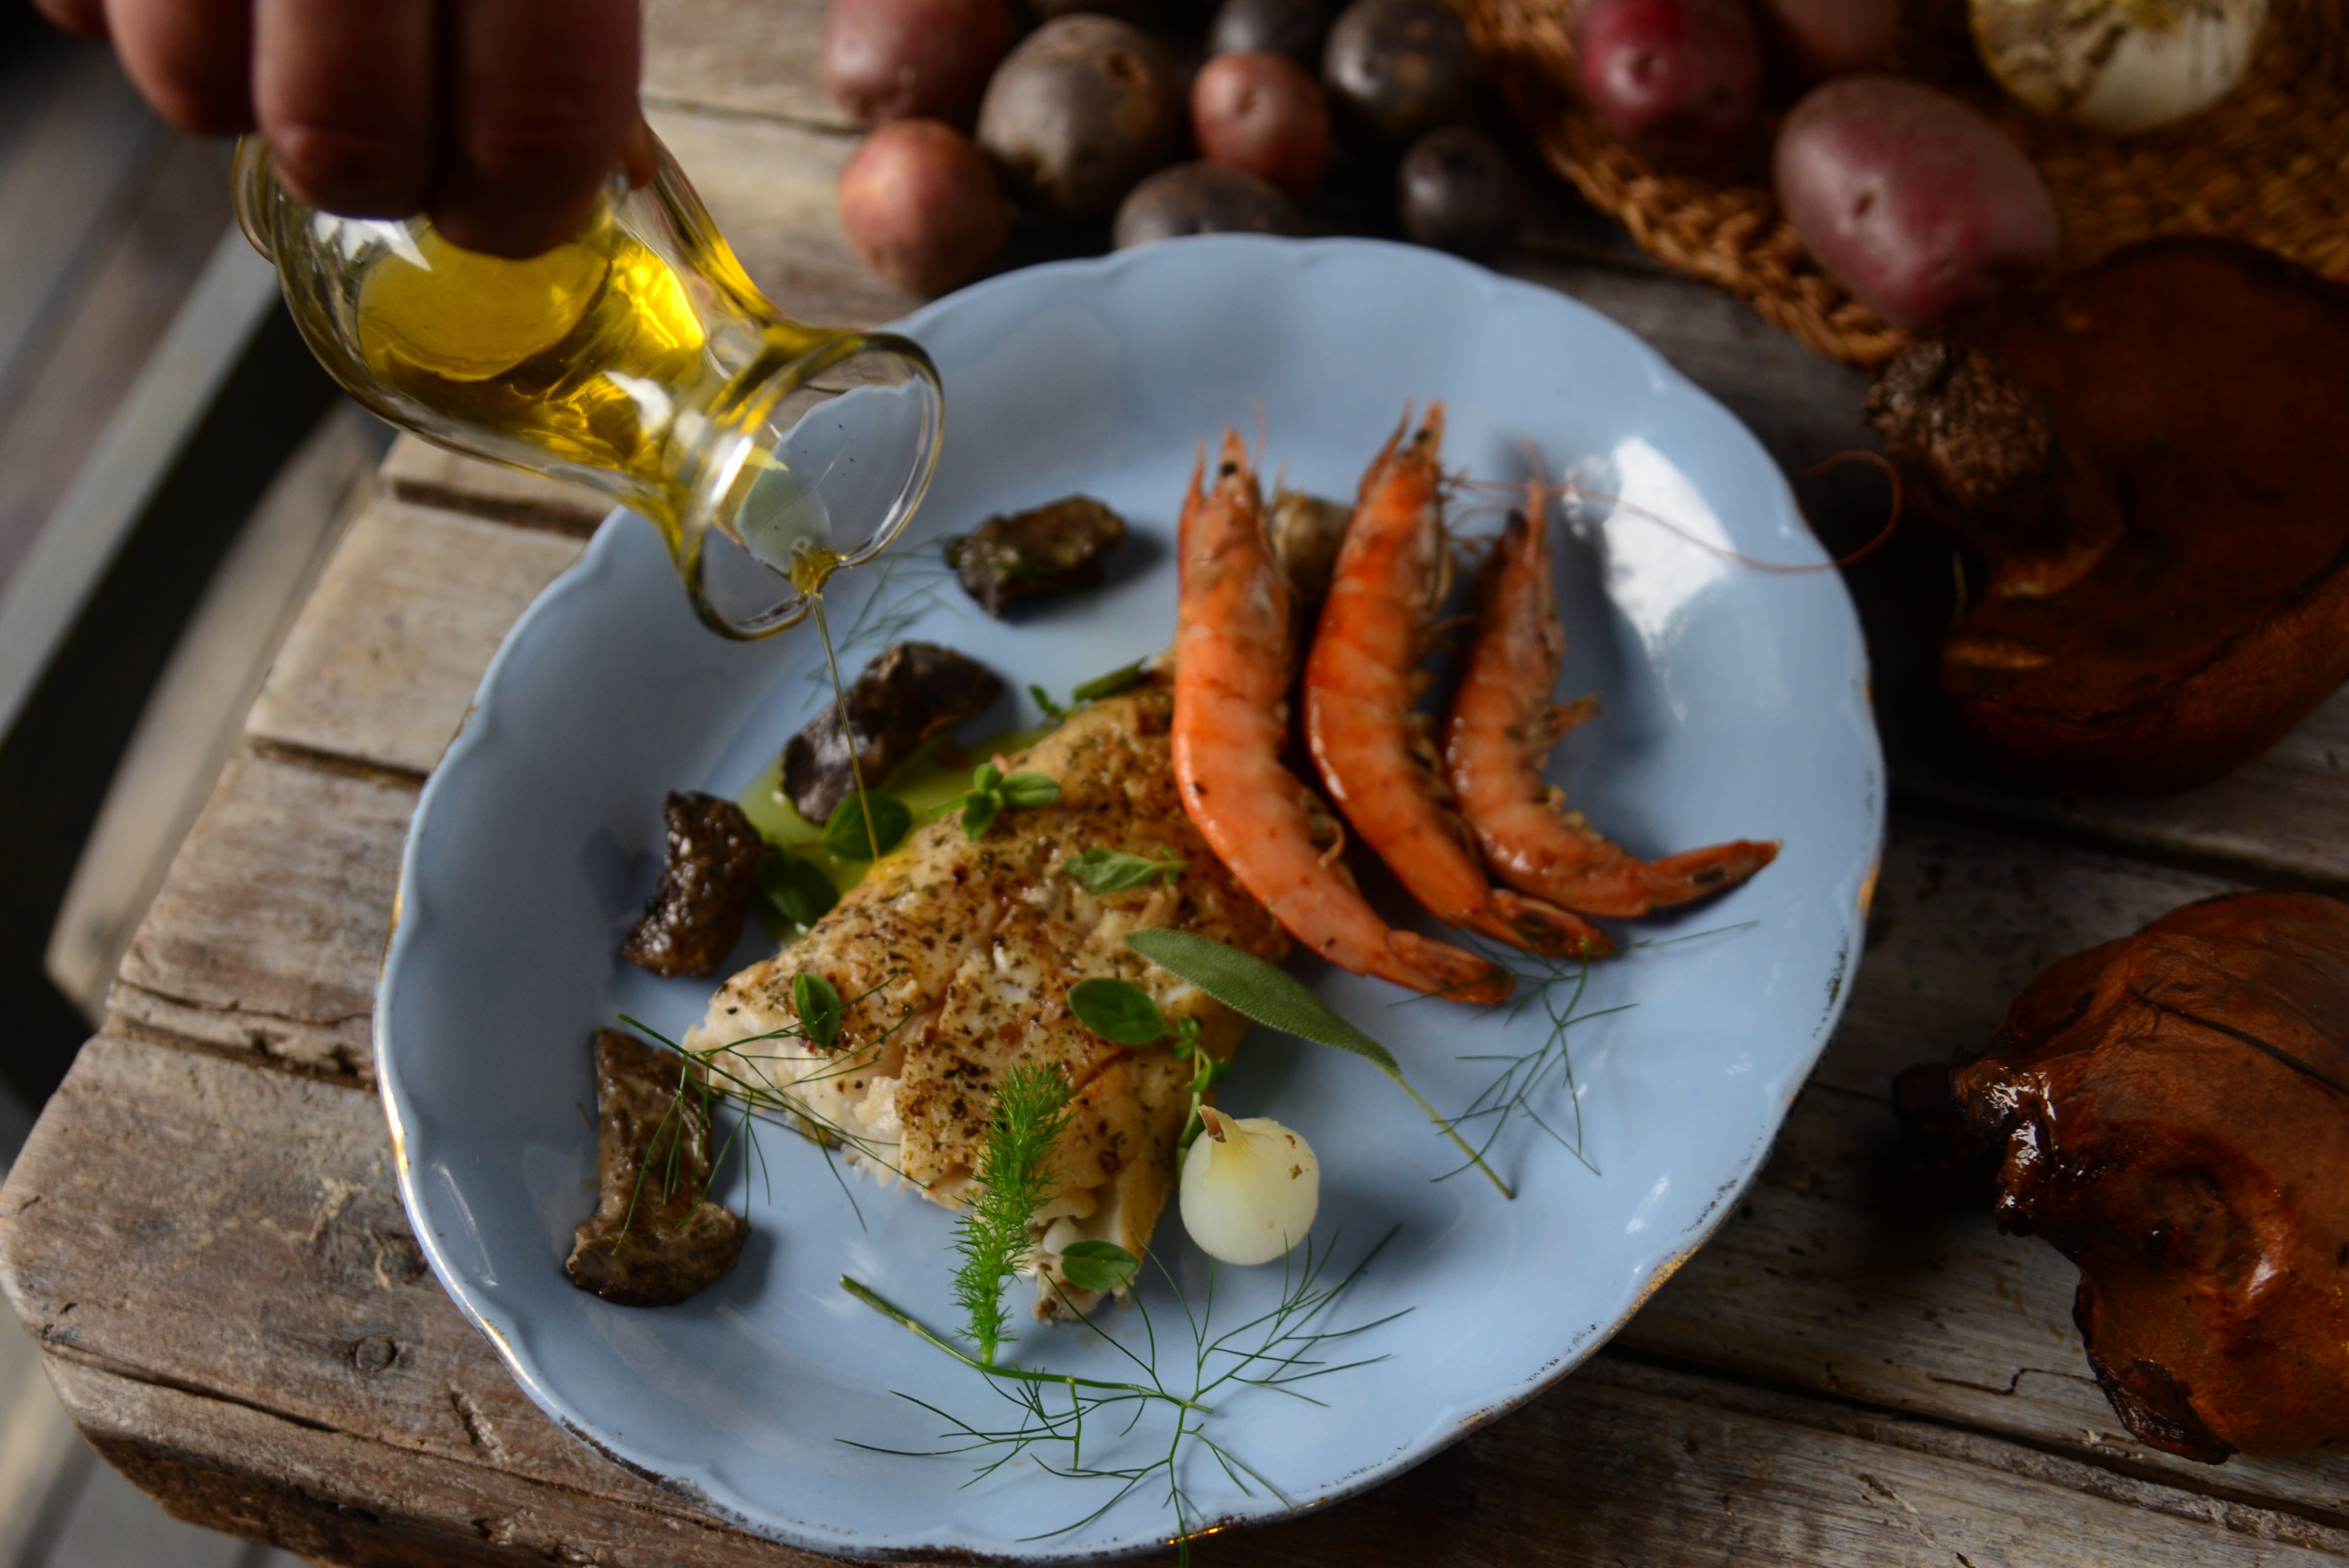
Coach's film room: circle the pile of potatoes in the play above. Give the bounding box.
[828,0,1526,294]
[1577,0,2059,328]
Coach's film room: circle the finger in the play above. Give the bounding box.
[254,0,435,217]
[31,0,109,39]
[433,0,640,258]
[103,0,253,135]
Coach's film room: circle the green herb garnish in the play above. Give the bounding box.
[1123,929,1515,1197]
[1056,1238,1141,1294]
[1067,976,1221,1148]
[935,759,1060,839]
[950,1060,1077,1367]
[757,849,838,929]
[1029,684,1067,722]
[824,792,911,860]
[792,971,844,1049]
[1062,846,1186,893]
[1071,659,1147,704]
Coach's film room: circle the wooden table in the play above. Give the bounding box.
[8,8,2349,1563]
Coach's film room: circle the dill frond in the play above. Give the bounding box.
[951,1060,1076,1366]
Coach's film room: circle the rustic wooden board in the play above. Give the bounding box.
[377,436,607,536]
[106,753,414,1079]
[244,499,584,778]
[642,0,845,134]
[34,735,2349,1542]
[11,1038,2345,1568]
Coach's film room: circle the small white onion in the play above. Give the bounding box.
[1971,0,2267,136]
[1178,1107,1320,1266]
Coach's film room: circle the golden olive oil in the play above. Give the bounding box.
[355,223,708,492]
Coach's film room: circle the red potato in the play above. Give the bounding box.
[1573,0,1762,172]
[1753,0,1897,85]
[1192,51,1331,198]
[836,120,1008,295]
[1775,76,2058,329]
[822,0,1013,125]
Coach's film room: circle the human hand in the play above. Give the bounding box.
[33,0,644,258]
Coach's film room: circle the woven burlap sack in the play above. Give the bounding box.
[1457,0,2349,365]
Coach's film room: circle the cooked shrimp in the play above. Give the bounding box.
[1303,408,1611,962]
[1172,429,1511,1004]
[1444,488,1778,918]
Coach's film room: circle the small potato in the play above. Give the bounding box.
[1753,0,1897,84]
[1211,0,1331,68]
[821,0,1012,125]
[837,120,1008,295]
[1112,161,1307,248]
[1398,125,1521,258]
[1322,0,1479,159]
[1574,0,1762,172]
[1774,76,2058,329]
[1192,52,1331,198]
[978,16,1186,219]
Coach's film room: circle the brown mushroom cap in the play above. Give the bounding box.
[1931,240,2349,794]
[1949,892,2349,1461]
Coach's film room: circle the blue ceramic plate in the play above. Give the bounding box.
[377,236,1882,1561]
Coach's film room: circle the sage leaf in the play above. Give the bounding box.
[1062,847,1186,894]
[1068,976,1170,1045]
[1058,1239,1139,1294]
[1123,930,1398,1073]
[1071,659,1146,704]
[793,971,844,1048]
[998,771,1061,809]
[824,792,911,861]
[1123,930,1514,1199]
[758,850,838,928]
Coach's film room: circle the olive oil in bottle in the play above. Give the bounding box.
[355,223,708,496]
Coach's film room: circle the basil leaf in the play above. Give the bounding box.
[1071,659,1146,705]
[1058,1239,1139,1294]
[998,772,1061,808]
[1068,976,1170,1045]
[793,970,844,1048]
[1062,847,1185,893]
[758,850,838,928]
[1123,930,1400,1074]
[824,792,911,860]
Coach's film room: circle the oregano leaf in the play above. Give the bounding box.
[1071,659,1147,704]
[1062,847,1186,894]
[960,792,1000,839]
[793,971,844,1048]
[1058,1239,1139,1294]
[1068,977,1171,1045]
[998,771,1061,808]
[824,792,911,861]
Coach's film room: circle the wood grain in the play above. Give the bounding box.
[10,1038,2345,1568]
[244,499,584,777]
[377,436,607,536]
[643,0,846,134]
[107,753,413,1079]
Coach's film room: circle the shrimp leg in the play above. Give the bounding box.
[1303,407,1611,961]
[1172,431,1511,1004]
[1444,489,1778,918]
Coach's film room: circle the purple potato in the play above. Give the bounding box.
[977,15,1187,219]
[1774,75,2058,329]
[1573,0,1763,172]
[1112,160,1307,247]
[1398,125,1521,258]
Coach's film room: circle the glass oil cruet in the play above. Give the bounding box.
[232,132,942,638]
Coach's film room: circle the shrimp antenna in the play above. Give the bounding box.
[1249,396,1269,474]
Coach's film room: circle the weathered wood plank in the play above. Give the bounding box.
[642,0,846,134]
[12,1039,2345,1567]
[45,793,2349,1532]
[244,499,583,776]
[106,754,414,1078]
[377,435,607,535]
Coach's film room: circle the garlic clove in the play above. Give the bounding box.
[1971,0,2268,137]
[1178,1106,1320,1266]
